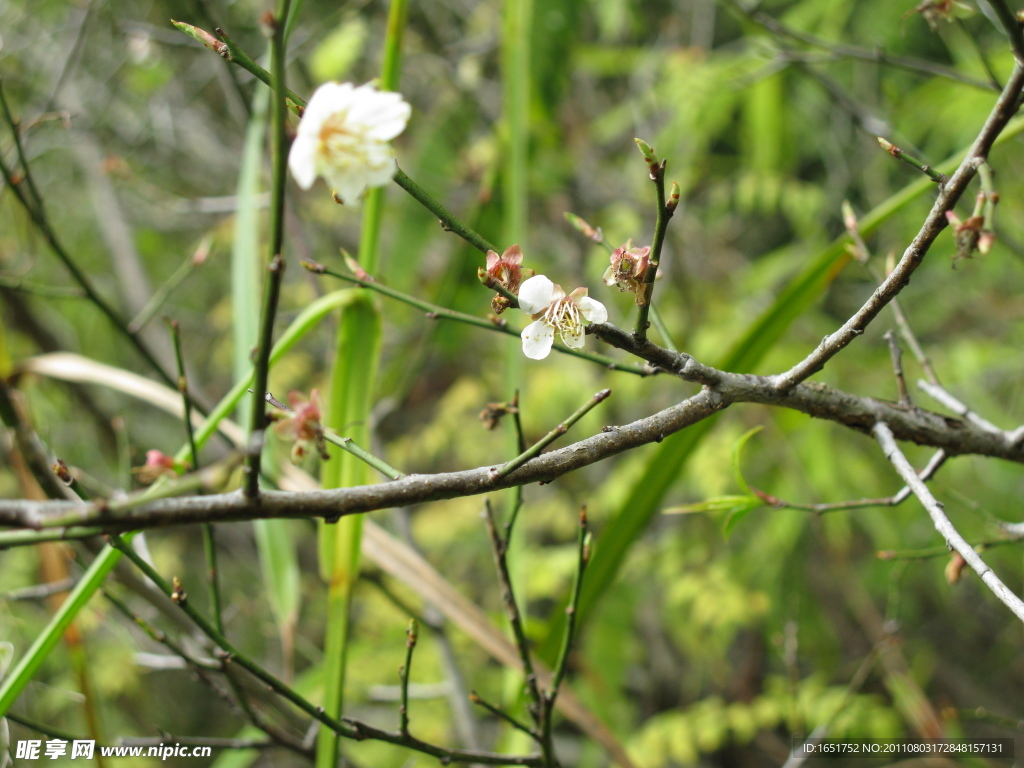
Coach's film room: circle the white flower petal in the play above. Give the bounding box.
[578,296,608,324]
[518,275,556,314]
[288,135,318,189]
[521,319,555,359]
[560,324,585,349]
[299,83,355,133]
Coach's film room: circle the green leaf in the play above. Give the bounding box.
[732,425,763,493]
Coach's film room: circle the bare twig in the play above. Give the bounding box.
[873,422,1024,624]
[774,62,1024,392]
[482,500,545,730]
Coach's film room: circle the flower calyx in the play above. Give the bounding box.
[272,389,328,462]
[603,241,652,305]
[133,450,188,484]
[945,210,991,264]
[479,245,533,314]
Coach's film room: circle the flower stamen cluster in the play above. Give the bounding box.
[519,275,607,359]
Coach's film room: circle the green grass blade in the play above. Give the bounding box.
[315,2,406,764]
[0,533,135,715]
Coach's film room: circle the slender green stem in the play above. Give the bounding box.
[492,389,611,479]
[399,619,417,735]
[316,3,407,766]
[304,262,654,376]
[503,391,526,538]
[167,319,223,634]
[877,137,947,184]
[393,169,499,254]
[469,692,538,739]
[648,304,678,353]
[0,82,45,213]
[103,588,219,670]
[634,144,672,339]
[501,0,531,248]
[244,6,290,498]
[323,433,404,481]
[265,392,405,480]
[129,244,207,333]
[4,712,82,743]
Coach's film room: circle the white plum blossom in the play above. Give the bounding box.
[519,275,608,360]
[288,82,411,204]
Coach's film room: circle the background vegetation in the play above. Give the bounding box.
[1,0,1023,765]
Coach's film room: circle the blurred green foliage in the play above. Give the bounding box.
[2,0,1023,765]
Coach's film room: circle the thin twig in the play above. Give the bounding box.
[399,619,418,736]
[877,138,948,184]
[243,8,291,498]
[106,534,543,765]
[491,389,611,479]
[303,261,654,376]
[883,331,911,407]
[482,500,545,729]
[469,691,538,739]
[751,450,948,514]
[394,168,499,254]
[633,140,675,338]
[167,317,225,634]
[916,380,1004,436]
[719,0,998,91]
[541,505,589,753]
[872,422,1024,624]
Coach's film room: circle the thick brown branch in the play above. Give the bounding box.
[4,365,1024,534]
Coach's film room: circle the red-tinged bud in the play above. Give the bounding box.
[977,229,995,255]
[666,181,681,214]
[342,252,370,281]
[877,137,899,157]
[259,11,278,36]
[133,450,185,483]
[842,201,858,234]
[171,20,227,56]
[635,138,658,167]
[565,212,604,243]
[945,551,966,584]
[53,459,73,485]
